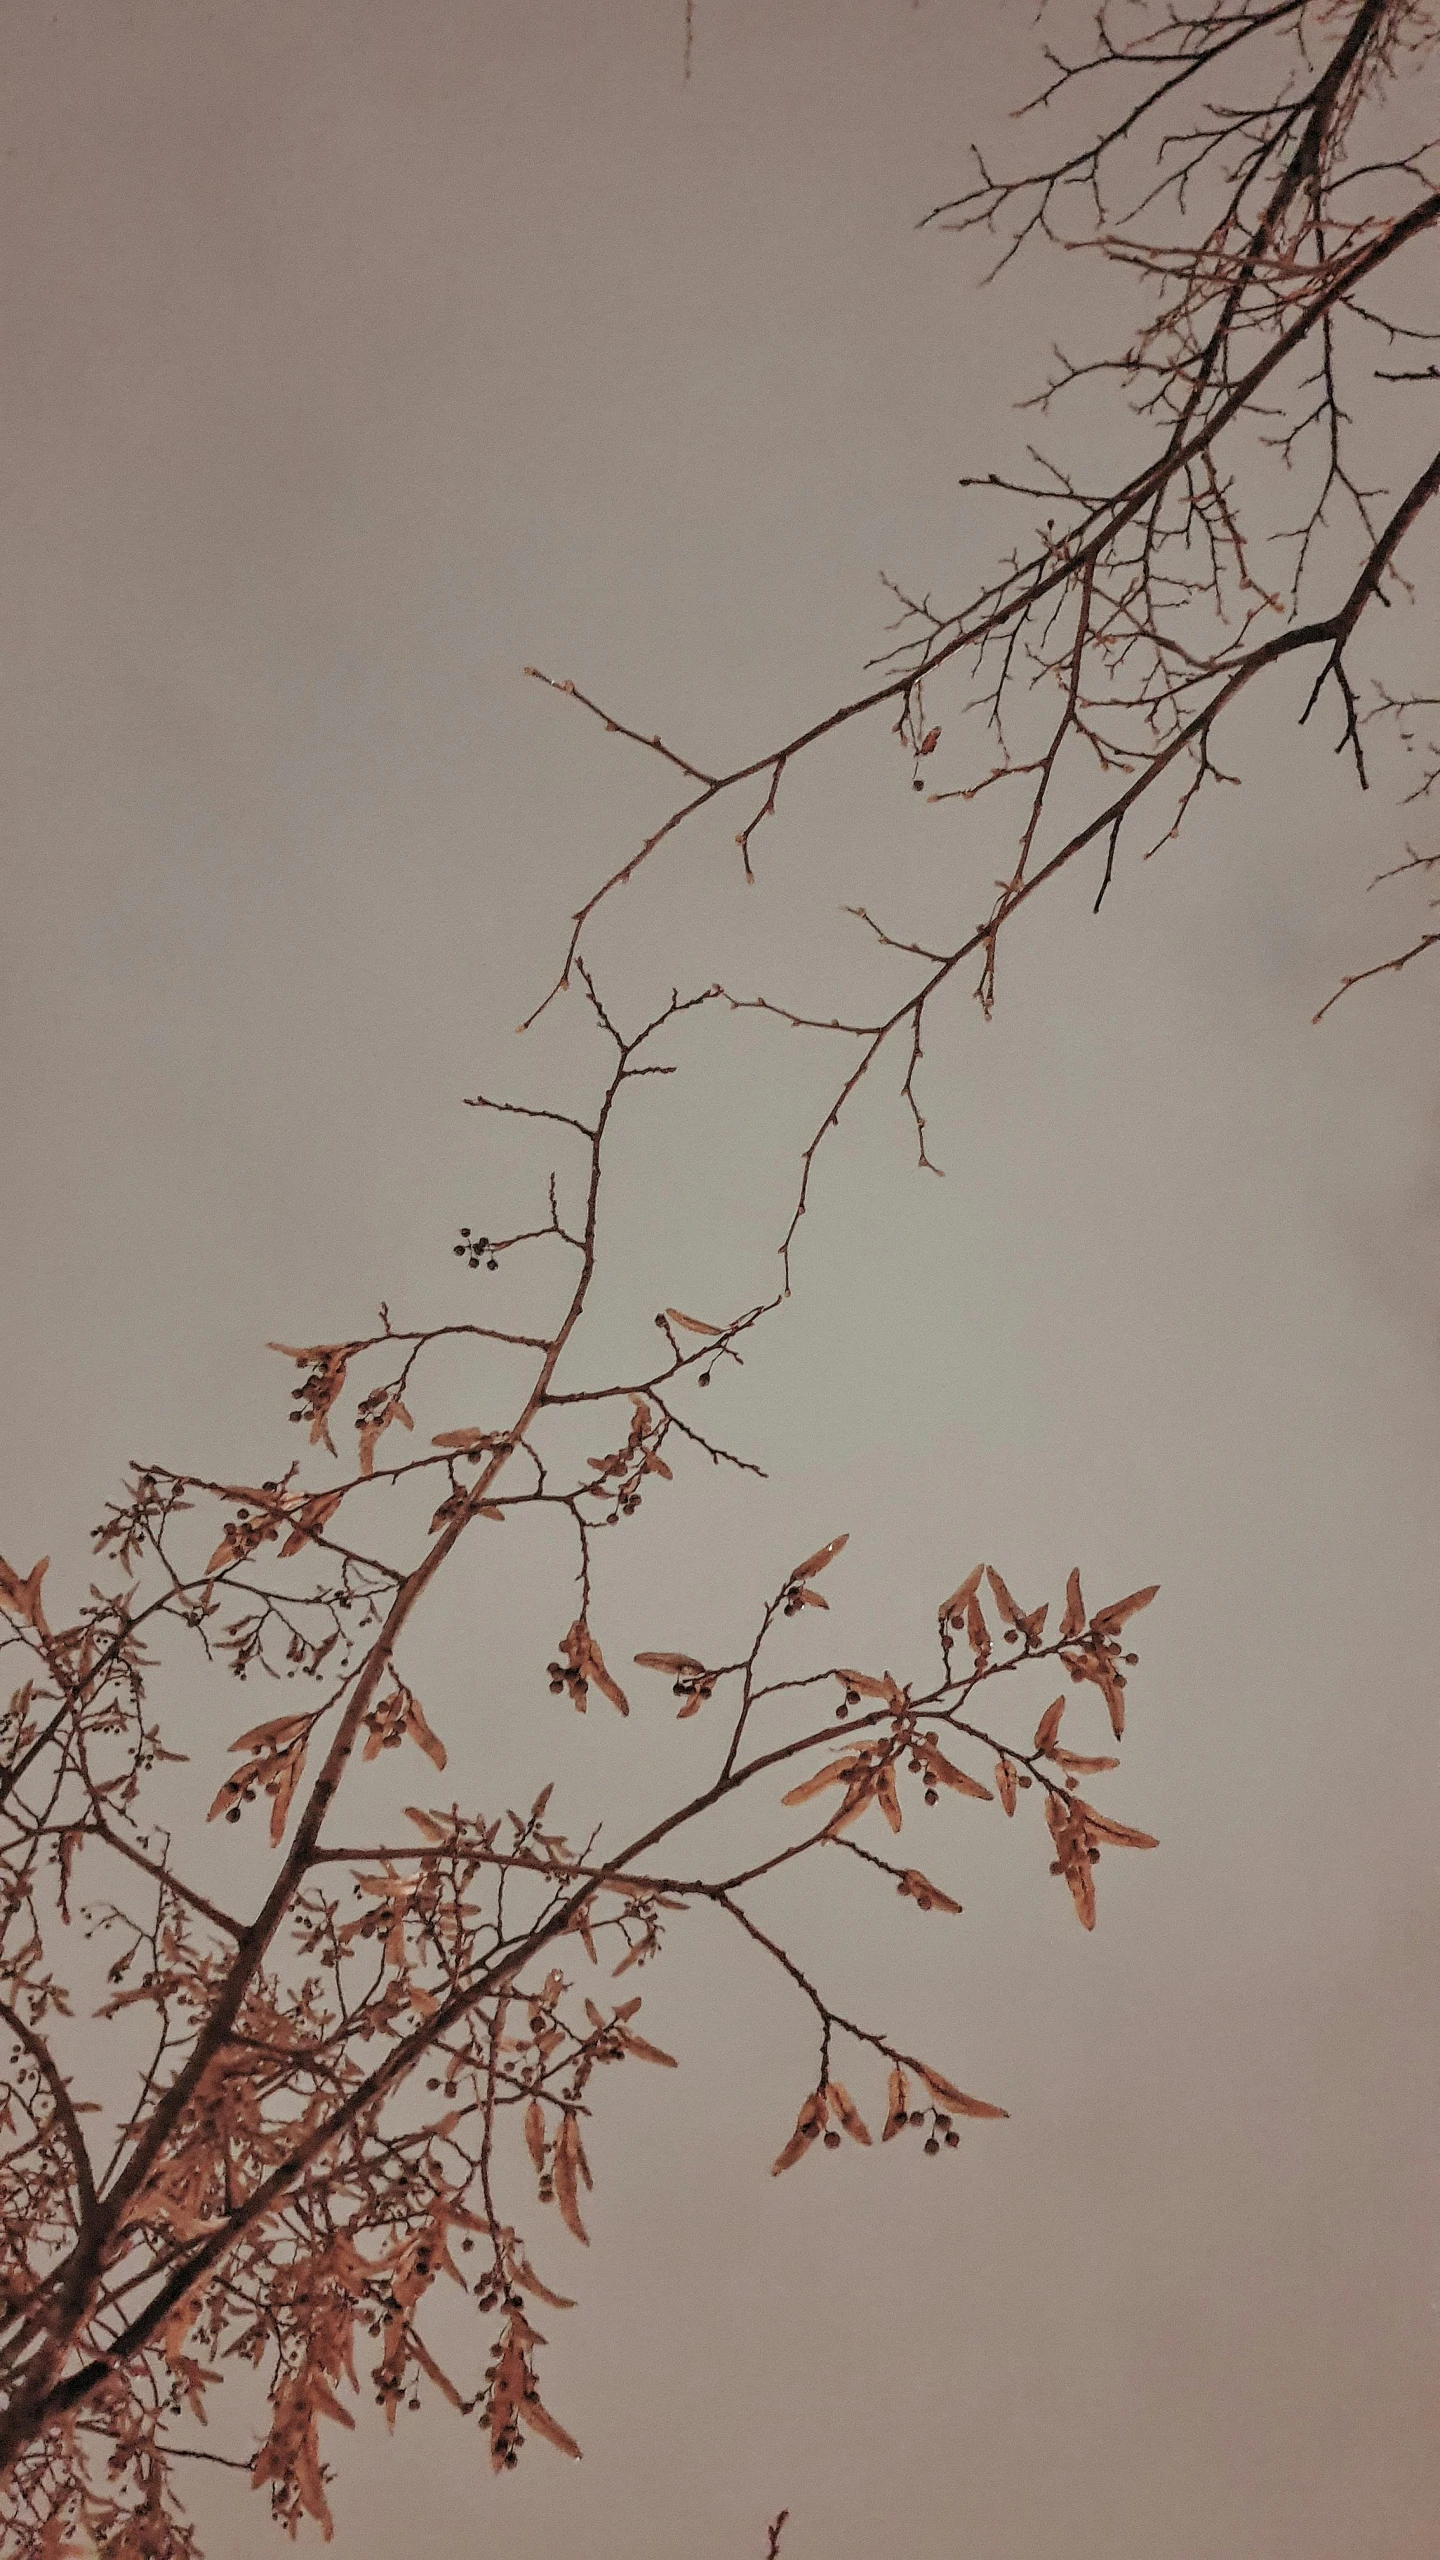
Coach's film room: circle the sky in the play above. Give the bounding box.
[2,4,1438,2557]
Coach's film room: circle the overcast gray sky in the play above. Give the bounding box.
[3,5,1438,2556]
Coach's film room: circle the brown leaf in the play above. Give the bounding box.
[665,1306,723,1337]
[985,1567,1022,1628]
[964,1594,991,1663]
[771,2088,826,2175]
[915,2065,1008,2120]
[229,1712,313,1756]
[823,1772,877,1834]
[782,1753,867,1806]
[524,2099,547,2176]
[826,2080,872,2145]
[1065,1858,1097,1929]
[1074,1800,1159,1850]
[938,1563,983,1626]
[899,1867,964,1916]
[614,2024,678,2067]
[1089,1584,1160,1638]
[883,2065,909,2138]
[1033,1695,1066,1757]
[553,2115,590,2244]
[916,1737,993,1801]
[403,1695,448,1771]
[1060,1569,1087,1640]
[514,2255,576,2311]
[268,1743,307,1846]
[583,1634,629,1718]
[521,2392,582,2461]
[835,1668,896,1700]
[995,1758,1018,1817]
[408,2331,466,2408]
[278,1489,345,1558]
[633,1651,706,1674]
[1102,1660,1126,1740]
[875,1761,903,1834]
[791,1533,849,1582]
[918,725,942,755]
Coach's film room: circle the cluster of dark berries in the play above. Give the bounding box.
[780,1581,809,1618]
[284,1353,342,1432]
[546,1658,587,1706]
[1070,1636,1139,1683]
[835,1685,861,1720]
[673,1672,715,1706]
[899,1749,939,1805]
[216,1773,261,1826]
[455,1227,500,1271]
[886,2104,961,2154]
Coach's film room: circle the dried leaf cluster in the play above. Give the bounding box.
[0,949,1162,2554]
